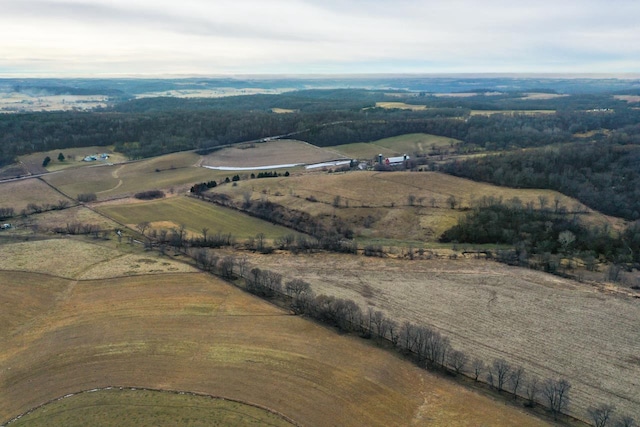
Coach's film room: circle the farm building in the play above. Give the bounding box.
[377,153,410,165]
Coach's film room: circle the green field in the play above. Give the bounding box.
[332,133,460,159]
[97,196,301,240]
[9,389,294,427]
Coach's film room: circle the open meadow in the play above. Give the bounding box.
[0,238,550,427]
[234,251,640,421]
[211,171,621,241]
[96,196,302,240]
[0,178,74,214]
[330,133,460,159]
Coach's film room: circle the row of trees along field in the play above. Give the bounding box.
[441,141,640,220]
[2,89,640,167]
[439,196,640,275]
[185,248,636,427]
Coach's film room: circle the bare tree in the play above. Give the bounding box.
[471,358,484,382]
[615,415,637,427]
[542,378,571,420]
[285,279,311,298]
[538,195,549,211]
[136,221,150,236]
[237,255,249,278]
[201,227,209,242]
[509,366,525,399]
[490,359,512,392]
[588,404,616,427]
[525,375,540,407]
[446,195,457,209]
[448,350,468,374]
[219,256,235,279]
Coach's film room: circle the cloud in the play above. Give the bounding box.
[0,0,639,75]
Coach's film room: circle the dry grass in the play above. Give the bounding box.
[375,102,428,110]
[271,108,298,113]
[19,146,126,173]
[520,93,569,100]
[9,389,295,427]
[201,139,345,168]
[96,196,302,240]
[331,133,459,159]
[0,238,122,278]
[239,251,640,421]
[26,205,120,232]
[613,95,640,103]
[42,152,222,200]
[0,268,548,427]
[212,171,620,241]
[470,110,556,116]
[0,178,74,212]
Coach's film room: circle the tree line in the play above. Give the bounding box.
[441,141,640,220]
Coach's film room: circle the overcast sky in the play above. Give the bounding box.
[1,0,639,76]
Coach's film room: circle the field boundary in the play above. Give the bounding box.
[1,386,301,427]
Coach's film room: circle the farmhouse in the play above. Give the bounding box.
[1,223,11,230]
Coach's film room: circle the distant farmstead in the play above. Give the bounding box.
[377,154,410,166]
[83,153,109,162]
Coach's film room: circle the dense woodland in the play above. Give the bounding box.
[2,88,640,167]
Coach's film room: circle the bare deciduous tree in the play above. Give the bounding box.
[542,378,571,420]
[471,358,484,382]
[509,366,525,399]
[136,221,150,236]
[525,375,540,407]
[588,404,616,427]
[490,359,512,392]
[448,350,468,374]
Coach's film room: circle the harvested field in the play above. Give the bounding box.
[200,139,345,169]
[375,102,427,110]
[470,110,556,116]
[520,93,569,100]
[0,178,74,213]
[613,95,640,103]
[96,196,302,240]
[9,389,294,427]
[26,205,120,232]
[237,251,640,421]
[0,269,549,427]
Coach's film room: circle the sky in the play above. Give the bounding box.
[1,0,639,76]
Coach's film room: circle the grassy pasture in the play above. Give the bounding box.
[9,389,294,427]
[200,139,346,169]
[26,205,121,232]
[331,133,460,159]
[212,171,617,241]
[96,196,300,240]
[19,146,126,173]
[0,178,74,213]
[237,251,640,422]
[42,152,224,200]
[0,267,549,427]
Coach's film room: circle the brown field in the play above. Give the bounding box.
[613,95,640,103]
[520,93,569,100]
[0,178,74,213]
[0,237,198,280]
[10,389,295,427]
[470,110,556,116]
[0,266,549,427]
[233,251,640,422]
[0,93,108,113]
[25,205,121,232]
[375,102,428,110]
[200,139,346,169]
[271,107,298,113]
[211,171,620,241]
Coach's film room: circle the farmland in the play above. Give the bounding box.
[200,139,346,169]
[96,196,302,240]
[230,251,640,421]
[0,178,74,213]
[9,389,295,427]
[330,133,460,159]
[0,255,549,427]
[211,171,619,241]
